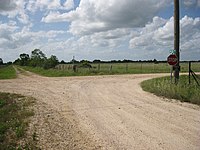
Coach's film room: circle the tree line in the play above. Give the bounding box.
[1,49,200,69]
[13,49,59,69]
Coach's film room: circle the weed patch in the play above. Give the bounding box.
[0,92,39,149]
[0,65,16,79]
[141,75,200,105]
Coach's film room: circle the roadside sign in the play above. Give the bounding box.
[167,54,178,65]
[169,49,176,54]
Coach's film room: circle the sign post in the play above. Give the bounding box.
[168,54,178,83]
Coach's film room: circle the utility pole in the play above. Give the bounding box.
[174,0,180,83]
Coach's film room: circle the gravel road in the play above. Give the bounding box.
[0,70,199,150]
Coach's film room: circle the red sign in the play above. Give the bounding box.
[167,54,178,65]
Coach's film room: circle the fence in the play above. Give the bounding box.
[189,61,200,86]
[55,62,200,75]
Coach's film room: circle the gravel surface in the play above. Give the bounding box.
[0,69,200,150]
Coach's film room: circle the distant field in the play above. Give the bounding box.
[0,65,16,79]
[55,62,200,76]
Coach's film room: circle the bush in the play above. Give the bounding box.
[79,61,92,68]
[141,75,200,105]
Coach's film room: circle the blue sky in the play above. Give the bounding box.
[0,0,200,62]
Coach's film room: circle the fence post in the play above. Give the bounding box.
[110,65,112,72]
[189,61,191,84]
[98,64,100,71]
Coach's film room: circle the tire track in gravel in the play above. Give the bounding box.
[0,69,200,150]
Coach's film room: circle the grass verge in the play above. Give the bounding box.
[0,65,16,79]
[141,75,200,105]
[0,92,39,149]
[22,66,74,77]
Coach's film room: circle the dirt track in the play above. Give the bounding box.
[0,70,200,150]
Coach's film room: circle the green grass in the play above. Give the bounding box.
[0,92,39,150]
[0,65,16,79]
[22,66,75,77]
[21,62,200,77]
[141,75,200,105]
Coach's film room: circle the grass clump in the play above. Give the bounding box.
[0,65,16,79]
[141,75,200,105]
[0,92,39,150]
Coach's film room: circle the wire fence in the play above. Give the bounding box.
[55,62,200,74]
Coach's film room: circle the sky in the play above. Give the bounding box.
[0,0,200,63]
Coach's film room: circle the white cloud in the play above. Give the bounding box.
[26,0,74,13]
[0,0,30,24]
[43,0,171,36]
[63,0,74,10]
[1,0,200,62]
[41,11,77,23]
[26,0,61,11]
[0,0,17,12]
[0,20,66,50]
[0,22,18,43]
[183,0,198,7]
[129,16,200,60]
[183,0,200,8]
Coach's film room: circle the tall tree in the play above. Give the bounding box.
[30,49,47,67]
[19,53,30,66]
[31,49,46,60]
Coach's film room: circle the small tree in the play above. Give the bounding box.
[93,59,101,63]
[0,58,3,65]
[153,58,158,64]
[13,58,21,65]
[30,49,47,67]
[79,60,92,68]
[43,55,59,69]
[60,60,66,64]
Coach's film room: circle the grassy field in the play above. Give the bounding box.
[0,65,16,79]
[23,62,200,77]
[141,75,200,105]
[0,92,39,149]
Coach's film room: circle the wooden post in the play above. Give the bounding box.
[110,65,112,72]
[174,0,180,83]
[189,61,191,84]
[126,64,128,72]
[98,64,100,71]
[170,66,173,83]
